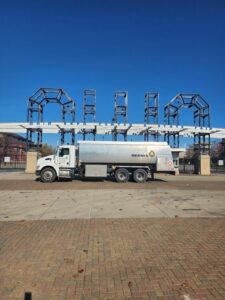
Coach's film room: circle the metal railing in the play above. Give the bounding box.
[0,160,26,169]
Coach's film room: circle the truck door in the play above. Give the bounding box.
[58,147,70,168]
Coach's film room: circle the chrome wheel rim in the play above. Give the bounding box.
[137,172,144,181]
[118,172,126,181]
[43,170,53,181]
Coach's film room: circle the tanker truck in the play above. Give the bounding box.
[36,141,175,183]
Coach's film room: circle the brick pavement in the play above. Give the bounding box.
[0,218,225,300]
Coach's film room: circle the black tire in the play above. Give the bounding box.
[40,167,57,183]
[133,169,148,183]
[115,168,129,183]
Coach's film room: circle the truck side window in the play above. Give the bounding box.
[59,148,69,157]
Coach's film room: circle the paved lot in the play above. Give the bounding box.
[0,189,225,220]
[0,172,225,299]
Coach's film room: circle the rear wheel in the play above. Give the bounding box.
[41,167,57,183]
[115,168,129,183]
[133,169,147,183]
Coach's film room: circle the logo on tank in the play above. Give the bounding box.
[149,151,155,157]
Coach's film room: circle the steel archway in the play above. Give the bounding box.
[27,88,75,147]
[164,93,210,153]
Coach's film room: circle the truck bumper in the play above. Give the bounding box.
[35,170,41,176]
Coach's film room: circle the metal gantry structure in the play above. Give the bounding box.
[24,88,214,154]
[144,92,159,141]
[112,91,128,141]
[83,89,96,140]
[164,93,210,153]
[27,88,75,147]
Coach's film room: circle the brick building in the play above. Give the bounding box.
[0,133,28,163]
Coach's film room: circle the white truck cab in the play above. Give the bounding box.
[36,145,76,182]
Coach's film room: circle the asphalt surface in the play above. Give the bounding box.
[0,172,225,191]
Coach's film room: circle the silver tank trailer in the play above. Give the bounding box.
[78,141,173,170]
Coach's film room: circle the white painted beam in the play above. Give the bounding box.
[0,122,225,138]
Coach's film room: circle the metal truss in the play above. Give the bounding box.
[7,88,215,154]
[144,92,159,141]
[164,94,210,153]
[27,88,75,148]
[82,89,96,140]
[112,91,128,141]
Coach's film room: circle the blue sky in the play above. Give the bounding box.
[0,0,225,144]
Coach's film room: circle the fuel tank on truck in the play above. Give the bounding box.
[78,141,171,165]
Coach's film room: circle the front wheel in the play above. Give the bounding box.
[40,167,57,183]
[133,169,148,183]
[115,168,129,183]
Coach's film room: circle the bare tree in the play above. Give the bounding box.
[40,143,55,157]
[185,144,195,160]
[211,140,225,162]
